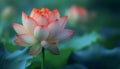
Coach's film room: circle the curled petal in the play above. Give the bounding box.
[34,26,49,40]
[56,29,74,42]
[12,23,26,34]
[14,37,31,46]
[29,45,42,55]
[22,11,37,34]
[17,34,37,45]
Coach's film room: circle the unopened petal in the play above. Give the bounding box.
[56,29,74,42]
[14,37,31,46]
[34,26,49,40]
[12,23,26,34]
[17,34,37,45]
[29,45,42,55]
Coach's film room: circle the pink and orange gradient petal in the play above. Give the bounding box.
[52,9,60,19]
[30,8,41,18]
[49,9,60,22]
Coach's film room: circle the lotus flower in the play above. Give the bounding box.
[12,8,74,55]
[66,5,87,23]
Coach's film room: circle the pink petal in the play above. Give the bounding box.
[48,20,61,37]
[41,8,50,18]
[14,37,31,46]
[48,16,68,37]
[30,8,40,18]
[34,26,49,40]
[22,11,37,34]
[17,34,37,45]
[53,9,60,17]
[59,16,68,30]
[29,45,42,55]
[12,23,26,34]
[49,9,60,22]
[22,11,28,25]
[56,29,74,42]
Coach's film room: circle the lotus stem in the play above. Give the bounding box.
[41,48,45,69]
